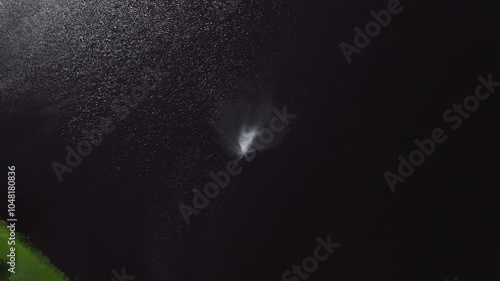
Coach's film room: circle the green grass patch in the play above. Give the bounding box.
[0,220,69,281]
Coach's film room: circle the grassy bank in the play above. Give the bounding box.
[0,220,68,281]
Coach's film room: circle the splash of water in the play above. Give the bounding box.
[237,126,259,158]
[215,96,273,160]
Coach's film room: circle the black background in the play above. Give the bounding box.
[1,0,499,280]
